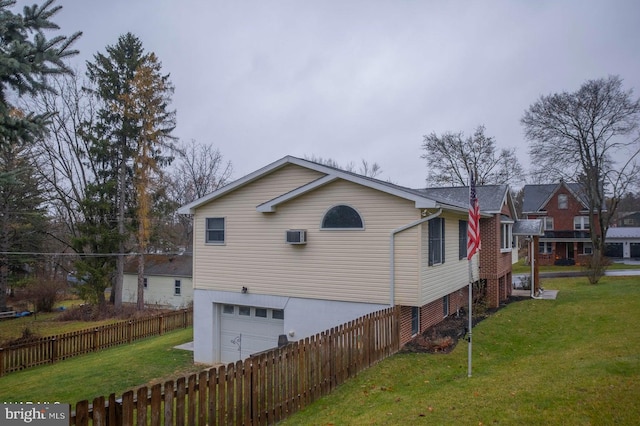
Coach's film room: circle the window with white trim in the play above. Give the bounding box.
[542,217,554,230]
[574,216,590,230]
[558,194,568,209]
[174,279,181,295]
[321,205,364,229]
[443,295,449,317]
[411,306,419,335]
[143,277,148,288]
[458,220,467,260]
[583,242,593,255]
[205,217,225,243]
[501,223,513,251]
[539,242,552,254]
[429,217,445,265]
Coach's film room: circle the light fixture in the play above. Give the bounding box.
[241,286,248,294]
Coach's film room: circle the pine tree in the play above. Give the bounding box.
[77,34,175,307]
[0,0,81,145]
[0,0,79,310]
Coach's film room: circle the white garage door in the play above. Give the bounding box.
[219,304,284,364]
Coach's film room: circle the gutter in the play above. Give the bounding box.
[389,209,443,306]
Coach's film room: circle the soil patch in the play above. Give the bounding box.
[400,295,526,354]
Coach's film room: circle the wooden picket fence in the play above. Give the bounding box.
[70,306,401,425]
[0,308,192,376]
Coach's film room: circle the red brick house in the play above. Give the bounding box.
[522,181,601,266]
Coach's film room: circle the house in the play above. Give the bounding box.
[522,181,600,266]
[178,156,516,364]
[420,185,519,308]
[615,211,640,227]
[122,254,193,308]
[605,227,640,259]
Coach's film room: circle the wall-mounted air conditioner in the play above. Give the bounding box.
[286,229,307,244]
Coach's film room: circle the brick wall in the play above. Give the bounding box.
[399,287,470,346]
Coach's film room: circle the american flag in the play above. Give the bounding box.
[467,175,481,260]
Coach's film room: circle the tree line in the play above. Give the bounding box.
[0,1,232,311]
[2,1,639,311]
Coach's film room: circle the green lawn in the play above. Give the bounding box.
[0,328,201,404]
[281,276,640,425]
[512,258,640,274]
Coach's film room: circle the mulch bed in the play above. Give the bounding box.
[400,295,526,354]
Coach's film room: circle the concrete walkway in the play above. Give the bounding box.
[512,288,558,299]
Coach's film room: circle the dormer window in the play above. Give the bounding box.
[558,194,568,209]
[321,205,364,229]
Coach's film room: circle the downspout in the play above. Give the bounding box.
[390,209,443,307]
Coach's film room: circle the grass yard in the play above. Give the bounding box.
[511,258,640,275]
[281,276,640,425]
[0,327,201,404]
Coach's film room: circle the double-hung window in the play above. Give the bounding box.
[543,217,554,230]
[429,217,445,266]
[174,279,181,296]
[500,220,513,251]
[574,216,590,230]
[458,220,467,260]
[558,194,568,209]
[206,217,225,244]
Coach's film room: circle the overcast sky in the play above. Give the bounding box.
[21,0,640,188]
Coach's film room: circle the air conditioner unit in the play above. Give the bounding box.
[286,229,307,244]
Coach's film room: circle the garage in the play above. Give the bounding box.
[631,243,640,259]
[219,304,284,363]
[605,243,623,258]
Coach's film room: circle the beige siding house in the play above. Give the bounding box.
[179,156,509,365]
[122,255,193,309]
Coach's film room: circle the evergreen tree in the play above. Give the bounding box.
[0,0,80,145]
[0,0,78,309]
[0,116,47,310]
[76,34,175,307]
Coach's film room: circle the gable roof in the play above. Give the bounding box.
[419,185,514,216]
[522,181,589,213]
[178,156,513,218]
[124,254,193,277]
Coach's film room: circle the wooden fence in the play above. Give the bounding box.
[0,309,192,376]
[70,306,401,425]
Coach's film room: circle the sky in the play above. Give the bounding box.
[18,0,640,188]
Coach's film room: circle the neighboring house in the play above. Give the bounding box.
[615,211,640,227]
[522,181,600,266]
[122,254,193,309]
[605,227,640,259]
[178,156,517,364]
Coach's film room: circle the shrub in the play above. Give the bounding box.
[22,277,67,312]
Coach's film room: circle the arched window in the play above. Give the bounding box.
[321,205,364,229]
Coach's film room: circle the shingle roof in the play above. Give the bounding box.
[418,185,510,214]
[522,182,588,213]
[123,254,193,277]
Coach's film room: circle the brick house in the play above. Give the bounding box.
[522,181,600,266]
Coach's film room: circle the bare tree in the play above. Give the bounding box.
[166,140,233,251]
[421,125,524,186]
[304,155,383,178]
[522,75,640,283]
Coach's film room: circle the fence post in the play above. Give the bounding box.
[0,347,4,377]
[51,337,57,364]
[93,328,99,352]
[127,321,133,344]
[159,315,164,335]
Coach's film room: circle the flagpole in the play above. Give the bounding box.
[468,256,473,377]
